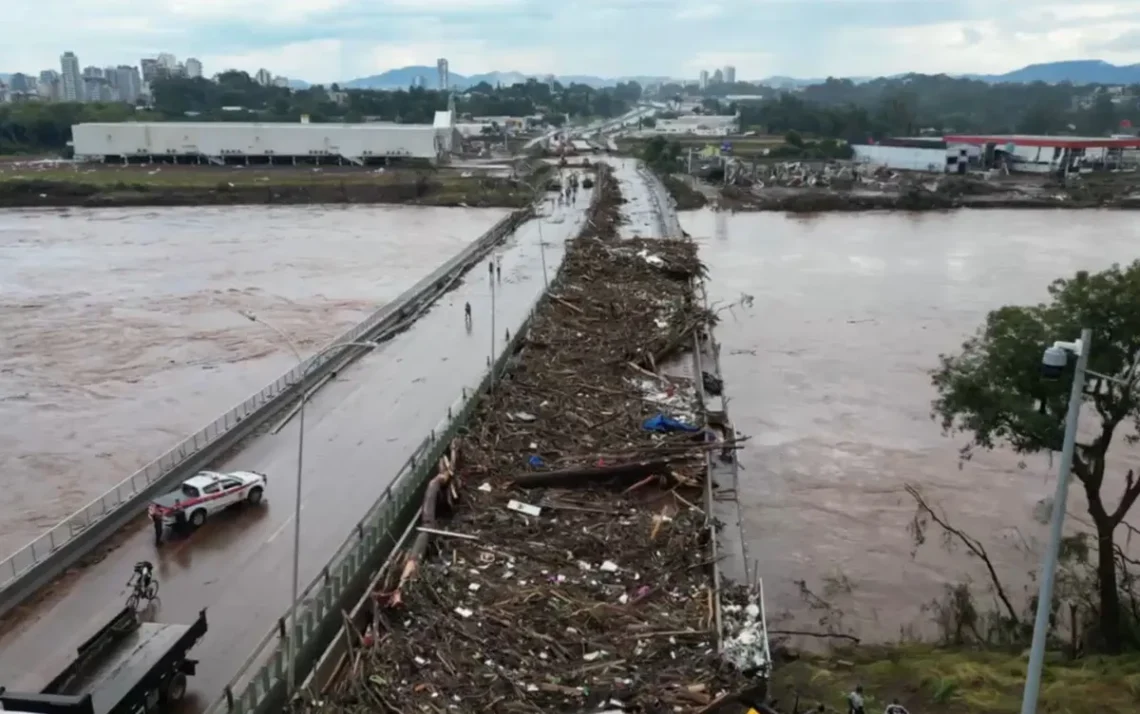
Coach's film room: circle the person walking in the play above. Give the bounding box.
[847,686,866,714]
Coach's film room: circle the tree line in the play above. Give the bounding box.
[699,74,1140,141]
[0,71,641,153]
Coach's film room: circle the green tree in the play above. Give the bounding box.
[931,264,1140,653]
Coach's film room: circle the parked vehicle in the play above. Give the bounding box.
[148,470,267,542]
[0,606,207,714]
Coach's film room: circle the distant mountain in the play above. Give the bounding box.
[757,60,1140,88]
[985,60,1140,85]
[341,66,671,90]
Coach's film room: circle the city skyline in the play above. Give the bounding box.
[5,1,1140,85]
[0,50,300,104]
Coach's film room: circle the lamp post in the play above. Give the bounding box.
[1020,328,1092,714]
[519,177,549,289]
[239,311,380,702]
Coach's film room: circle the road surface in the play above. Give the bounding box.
[603,157,677,238]
[0,183,593,712]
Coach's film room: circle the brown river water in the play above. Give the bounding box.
[0,205,509,560]
[678,208,1140,641]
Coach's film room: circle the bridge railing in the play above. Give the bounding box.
[0,209,529,598]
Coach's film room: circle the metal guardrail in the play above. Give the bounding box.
[0,209,529,594]
[207,167,605,714]
[209,281,542,714]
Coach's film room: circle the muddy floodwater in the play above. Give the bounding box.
[0,205,509,560]
[679,208,1140,641]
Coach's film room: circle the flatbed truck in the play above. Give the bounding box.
[0,607,207,714]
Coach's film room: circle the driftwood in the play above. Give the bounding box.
[510,459,675,488]
[311,163,756,714]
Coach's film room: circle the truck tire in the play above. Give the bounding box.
[165,672,188,702]
[247,486,264,505]
[189,509,207,528]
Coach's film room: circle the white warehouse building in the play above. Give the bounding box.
[72,113,458,166]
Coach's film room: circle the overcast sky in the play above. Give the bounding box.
[6,1,1140,83]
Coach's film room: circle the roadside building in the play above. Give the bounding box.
[851,137,976,173]
[651,114,739,137]
[943,134,1140,173]
[72,120,451,165]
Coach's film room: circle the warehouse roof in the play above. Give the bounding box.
[75,122,435,131]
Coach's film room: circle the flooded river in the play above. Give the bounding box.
[0,205,509,560]
[679,208,1140,640]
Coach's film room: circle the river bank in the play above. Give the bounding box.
[769,645,1140,714]
[716,185,1140,212]
[0,163,533,209]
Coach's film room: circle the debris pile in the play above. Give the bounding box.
[313,166,753,713]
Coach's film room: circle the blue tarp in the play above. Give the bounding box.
[642,413,700,433]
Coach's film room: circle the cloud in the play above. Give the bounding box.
[6,0,1140,83]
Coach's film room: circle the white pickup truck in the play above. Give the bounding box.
[148,470,267,543]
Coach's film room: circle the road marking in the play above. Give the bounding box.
[266,504,307,544]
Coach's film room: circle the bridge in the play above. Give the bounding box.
[0,179,593,708]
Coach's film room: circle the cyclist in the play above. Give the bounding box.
[131,560,157,601]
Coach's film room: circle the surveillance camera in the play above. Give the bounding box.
[1041,345,1070,380]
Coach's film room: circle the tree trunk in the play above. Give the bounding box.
[1094,514,1123,653]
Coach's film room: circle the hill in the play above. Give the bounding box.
[341,67,669,90]
[987,59,1140,84]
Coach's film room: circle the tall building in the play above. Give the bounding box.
[39,70,60,100]
[185,57,202,78]
[9,73,33,93]
[60,51,81,101]
[712,68,723,84]
[140,58,159,83]
[723,65,736,84]
[437,58,449,91]
[115,65,142,103]
[255,68,273,86]
[412,75,426,88]
[699,70,709,90]
[157,53,177,74]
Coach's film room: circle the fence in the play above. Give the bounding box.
[205,166,610,714]
[207,244,547,714]
[0,208,530,609]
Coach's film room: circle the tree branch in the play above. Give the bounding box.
[1111,469,1140,525]
[906,484,1021,625]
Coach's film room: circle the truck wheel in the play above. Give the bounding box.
[165,672,188,702]
[247,486,264,505]
[146,688,161,710]
[189,509,207,528]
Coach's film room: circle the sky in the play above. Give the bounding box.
[7,1,1140,84]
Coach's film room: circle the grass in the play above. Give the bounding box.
[770,646,1140,714]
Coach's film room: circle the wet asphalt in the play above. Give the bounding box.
[0,184,593,710]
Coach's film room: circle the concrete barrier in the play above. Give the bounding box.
[0,208,530,620]
[206,170,607,714]
[208,282,541,714]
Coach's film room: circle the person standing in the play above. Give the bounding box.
[847,686,866,714]
[883,699,908,714]
[151,511,164,545]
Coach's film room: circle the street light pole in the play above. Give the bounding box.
[1020,327,1092,714]
[239,311,379,703]
[520,177,549,289]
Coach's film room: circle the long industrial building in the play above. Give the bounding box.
[72,112,460,165]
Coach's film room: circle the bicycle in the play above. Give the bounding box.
[126,564,160,610]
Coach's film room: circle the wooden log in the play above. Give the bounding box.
[510,459,674,489]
